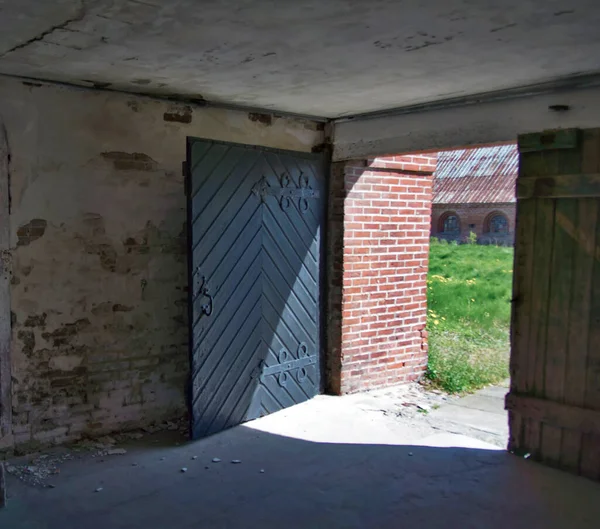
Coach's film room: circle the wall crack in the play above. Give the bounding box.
[0,2,87,59]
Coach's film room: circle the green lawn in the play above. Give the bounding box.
[425,240,514,393]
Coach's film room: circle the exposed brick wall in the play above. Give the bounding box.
[327,154,436,394]
[431,203,516,245]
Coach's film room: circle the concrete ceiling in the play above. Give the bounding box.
[0,0,599,118]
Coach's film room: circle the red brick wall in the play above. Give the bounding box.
[327,154,436,394]
[431,203,516,245]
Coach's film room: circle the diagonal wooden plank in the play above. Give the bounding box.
[192,262,262,377]
[193,319,262,435]
[191,288,262,414]
[189,142,224,196]
[191,240,262,346]
[262,246,318,337]
[192,194,261,274]
[191,146,247,221]
[260,369,297,411]
[191,206,261,305]
[192,149,262,248]
[202,339,266,436]
[262,230,317,319]
[263,206,319,287]
[263,276,316,351]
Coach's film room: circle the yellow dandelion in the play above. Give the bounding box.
[433,320,440,325]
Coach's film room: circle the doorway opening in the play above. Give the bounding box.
[426,144,517,400]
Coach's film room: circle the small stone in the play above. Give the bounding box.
[180,467,188,473]
[191,456,198,460]
[106,448,127,456]
[48,484,56,489]
[131,463,138,467]
[231,460,241,464]
[259,469,265,474]
[204,466,209,470]
[95,487,103,493]
[408,452,413,457]
[212,458,221,463]
[160,457,166,461]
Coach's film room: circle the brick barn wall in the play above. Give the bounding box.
[327,154,436,394]
[431,203,516,245]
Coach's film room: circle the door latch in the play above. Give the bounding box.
[194,273,213,317]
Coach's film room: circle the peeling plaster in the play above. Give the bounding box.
[0,76,323,448]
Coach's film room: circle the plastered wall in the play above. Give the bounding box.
[0,78,324,449]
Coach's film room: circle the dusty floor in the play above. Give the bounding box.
[1,383,599,529]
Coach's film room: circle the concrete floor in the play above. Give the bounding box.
[1,385,599,529]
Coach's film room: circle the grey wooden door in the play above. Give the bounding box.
[187,138,326,439]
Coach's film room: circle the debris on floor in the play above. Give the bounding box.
[105,448,127,456]
[5,452,73,488]
[349,382,450,419]
[4,417,189,488]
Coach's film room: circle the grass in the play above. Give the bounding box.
[425,239,514,393]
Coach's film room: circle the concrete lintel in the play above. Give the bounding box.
[332,85,600,160]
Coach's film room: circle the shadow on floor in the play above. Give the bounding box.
[1,424,599,529]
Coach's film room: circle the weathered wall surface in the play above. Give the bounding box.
[327,154,435,394]
[0,77,324,449]
[431,203,516,245]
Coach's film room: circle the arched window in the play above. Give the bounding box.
[439,211,460,234]
[485,212,509,234]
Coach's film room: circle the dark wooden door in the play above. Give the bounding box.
[507,128,600,480]
[187,139,326,439]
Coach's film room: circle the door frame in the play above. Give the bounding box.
[184,137,331,428]
[0,122,11,444]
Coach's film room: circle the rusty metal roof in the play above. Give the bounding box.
[433,144,518,204]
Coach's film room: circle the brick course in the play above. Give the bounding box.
[327,154,436,394]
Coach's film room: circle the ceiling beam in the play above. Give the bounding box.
[333,75,600,160]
